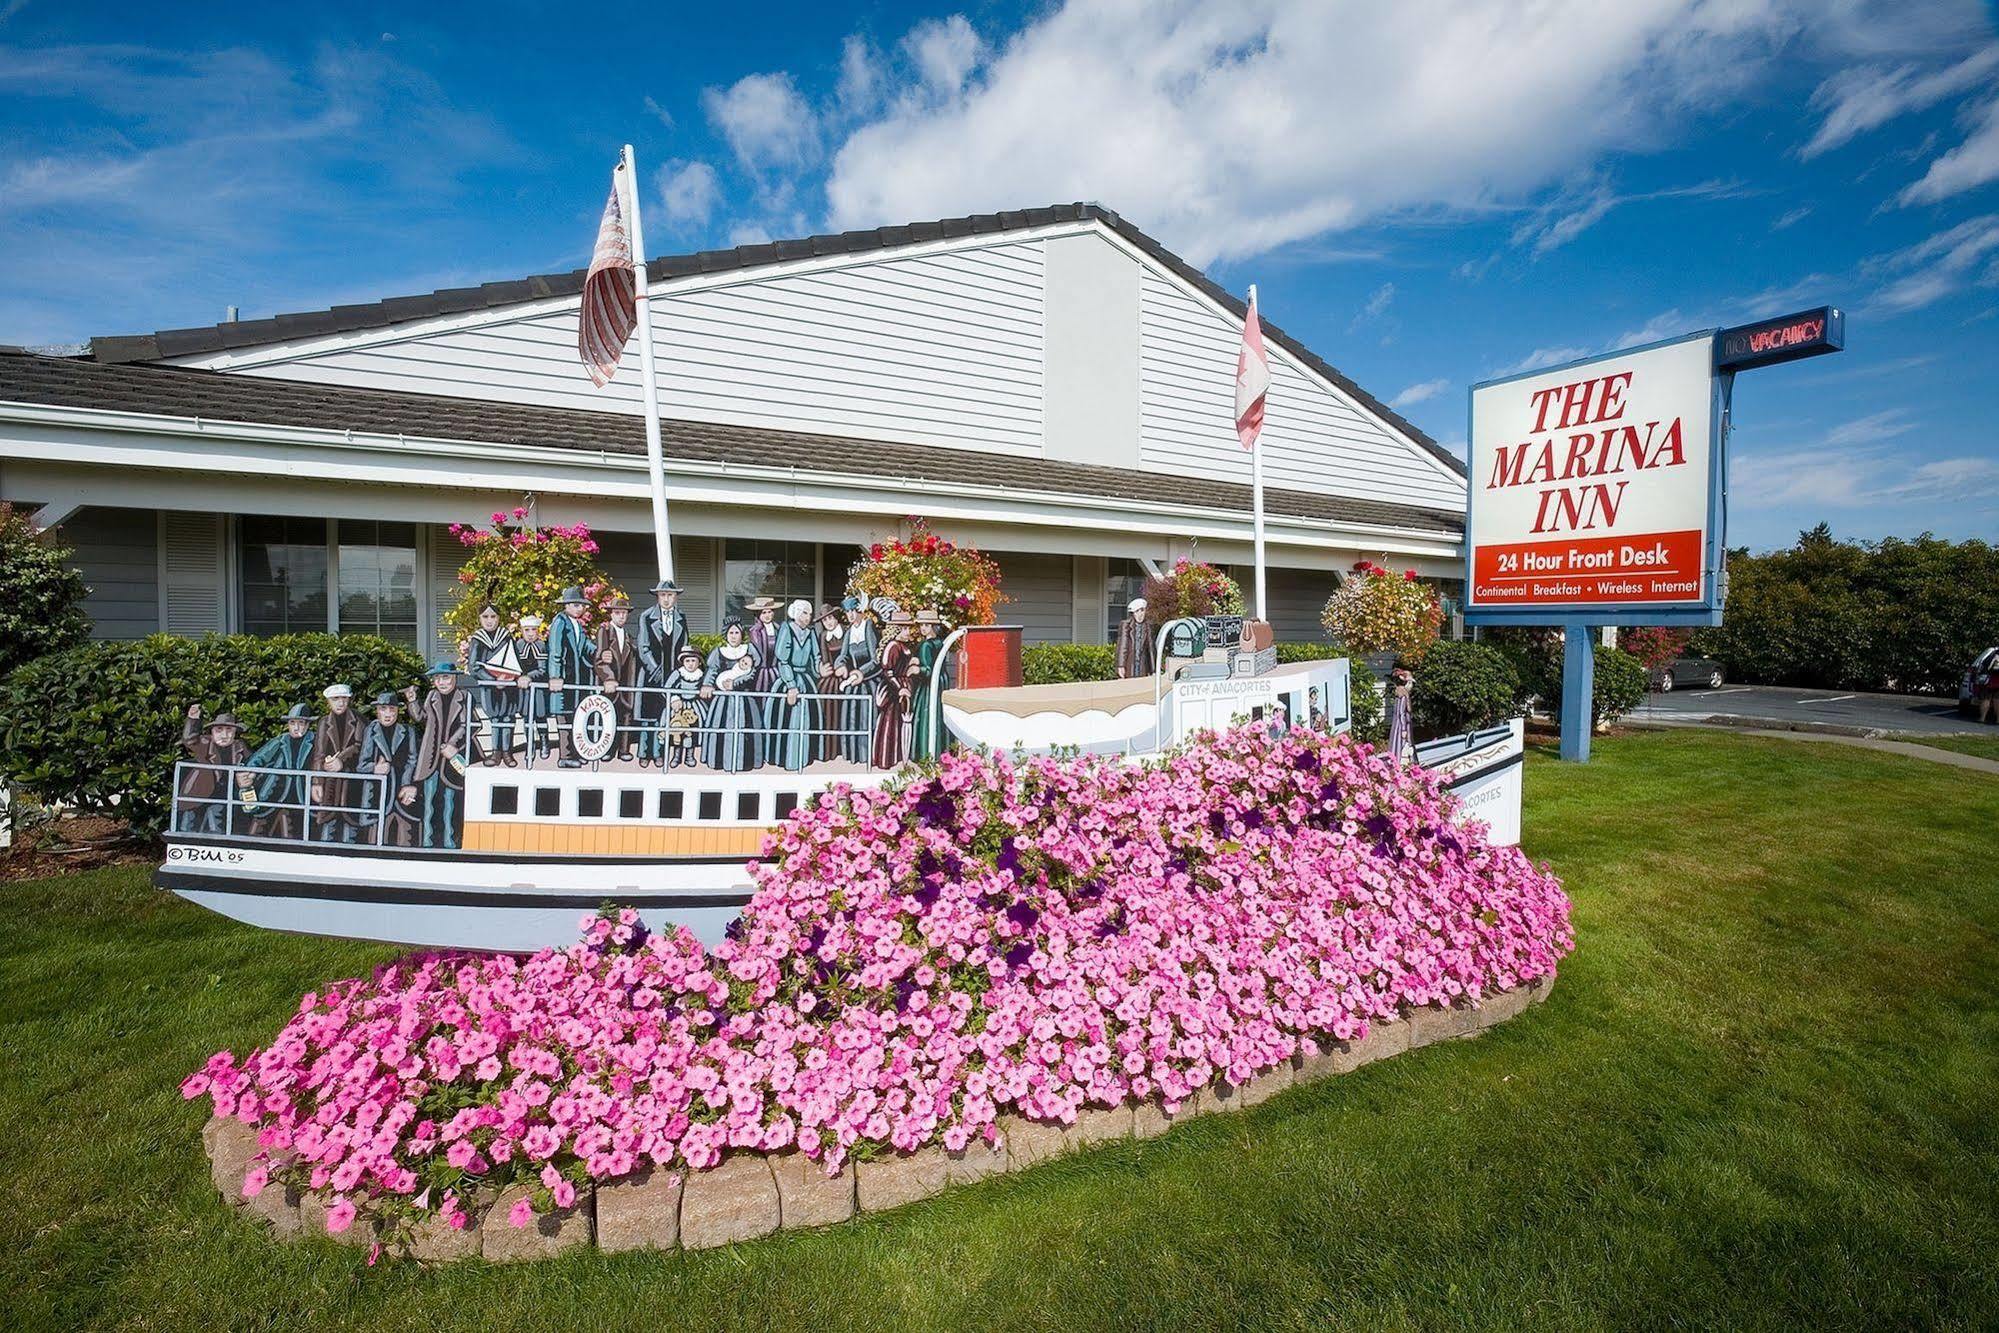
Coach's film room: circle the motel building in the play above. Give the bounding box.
[0,204,1466,651]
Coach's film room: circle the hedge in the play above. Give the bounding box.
[0,633,425,834]
[1409,640,1524,741]
[0,503,90,680]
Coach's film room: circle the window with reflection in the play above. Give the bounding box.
[336,521,419,648]
[723,539,815,623]
[239,516,329,637]
[1105,558,1148,640]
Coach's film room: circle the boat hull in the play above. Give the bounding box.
[156,839,759,951]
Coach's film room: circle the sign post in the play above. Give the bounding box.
[1465,308,1842,762]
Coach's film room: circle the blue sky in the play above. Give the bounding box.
[3,0,1996,550]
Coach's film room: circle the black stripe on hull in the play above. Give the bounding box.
[164,836,768,867]
[1439,752,1525,791]
[154,868,755,911]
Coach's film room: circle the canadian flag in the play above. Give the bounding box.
[1234,287,1270,450]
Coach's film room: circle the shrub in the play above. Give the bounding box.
[846,519,1006,629]
[440,512,620,651]
[1410,640,1524,740]
[184,724,1572,1240]
[1023,642,1117,684]
[1528,643,1646,726]
[0,633,424,833]
[1321,560,1443,663]
[0,503,90,679]
[1140,557,1245,622]
[1619,626,1692,670]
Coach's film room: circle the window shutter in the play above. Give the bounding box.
[673,536,717,634]
[430,524,466,652]
[160,512,225,636]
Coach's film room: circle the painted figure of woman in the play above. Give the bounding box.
[909,608,949,762]
[702,618,764,772]
[770,598,820,771]
[872,610,914,770]
[746,596,782,755]
[815,602,845,764]
[1386,667,1413,765]
[834,596,881,764]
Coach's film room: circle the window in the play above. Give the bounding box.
[697,791,723,821]
[774,792,799,821]
[578,789,604,818]
[736,792,760,821]
[535,788,561,817]
[657,790,684,820]
[240,516,329,637]
[337,521,419,648]
[1106,559,1148,640]
[723,539,815,625]
[619,790,643,819]
[490,786,520,815]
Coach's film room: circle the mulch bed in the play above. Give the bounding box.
[1,814,154,883]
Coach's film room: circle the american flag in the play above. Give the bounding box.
[1234,287,1270,450]
[579,179,637,387]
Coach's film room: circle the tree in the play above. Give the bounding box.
[0,503,90,679]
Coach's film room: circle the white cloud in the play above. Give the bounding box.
[655,159,720,229]
[703,72,818,171]
[1773,205,1813,229]
[1825,408,1916,447]
[643,94,674,129]
[902,16,983,98]
[727,222,774,246]
[1801,43,1999,157]
[824,0,1824,265]
[1899,94,1999,205]
[1389,377,1449,408]
[1734,441,1999,509]
[836,34,882,116]
[1510,177,1751,255]
[1870,214,1999,311]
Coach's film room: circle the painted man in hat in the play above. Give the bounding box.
[594,594,639,762]
[358,690,420,848]
[635,578,688,767]
[872,604,916,770]
[545,586,597,769]
[246,703,317,841]
[410,662,470,847]
[465,602,524,767]
[178,704,248,834]
[814,601,846,764]
[307,682,364,842]
[1115,596,1156,679]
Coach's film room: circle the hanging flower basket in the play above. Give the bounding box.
[1320,561,1443,668]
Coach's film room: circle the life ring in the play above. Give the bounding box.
[570,693,620,763]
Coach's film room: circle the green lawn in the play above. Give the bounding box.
[1910,731,1999,762]
[4,731,1996,1331]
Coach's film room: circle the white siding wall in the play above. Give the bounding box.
[991,552,1073,646]
[1138,270,1465,511]
[63,506,160,640]
[215,244,1047,458]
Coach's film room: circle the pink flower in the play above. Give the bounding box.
[508,1196,535,1229]
[240,1165,268,1198]
[325,1198,357,1234]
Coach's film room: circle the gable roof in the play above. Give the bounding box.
[84,202,1466,479]
[0,349,1463,537]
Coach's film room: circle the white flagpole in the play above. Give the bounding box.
[620,143,675,584]
[1249,283,1266,623]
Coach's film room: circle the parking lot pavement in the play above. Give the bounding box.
[1630,683,1986,736]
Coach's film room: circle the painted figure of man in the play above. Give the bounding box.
[770,597,820,771]
[834,596,881,764]
[410,663,470,848]
[358,690,420,847]
[595,595,639,762]
[178,705,248,834]
[307,683,364,842]
[1115,597,1156,679]
[636,580,687,767]
[246,703,316,841]
[545,587,596,769]
[466,602,524,767]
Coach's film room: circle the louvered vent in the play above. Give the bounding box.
[160,513,225,636]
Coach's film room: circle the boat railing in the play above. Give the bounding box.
[169,761,397,847]
[462,680,934,774]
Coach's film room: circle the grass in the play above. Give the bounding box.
[4,730,1997,1331]
[1907,731,1999,762]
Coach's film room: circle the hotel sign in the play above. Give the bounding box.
[1715,306,1843,372]
[1465,332,1720,619]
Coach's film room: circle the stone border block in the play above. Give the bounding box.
[943,1132,1009,1186]
[481,1184,594,1262]
[1003,1104,1133,1170]
[1131,1096,1201,1139]
[772,1152,856,1229]
[407,1207,482,1262]
[1475,985,1531,1029]
[243,1178,304,1239]
[595,1167,683,1253]
[855,1144,949,1213]
[1529,973,1557,1004]
[679,1155,779,1250]
[203,1116,258,1205]
[1410,1001,1484,1047]
[1203,1062,1294,1113]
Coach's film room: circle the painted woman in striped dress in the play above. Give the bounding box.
[701,618,764,772]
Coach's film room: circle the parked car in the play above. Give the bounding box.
[1647,654,1725,692]
[1959,646,1999,718]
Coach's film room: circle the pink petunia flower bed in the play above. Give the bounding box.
[183,724,1573,1242]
